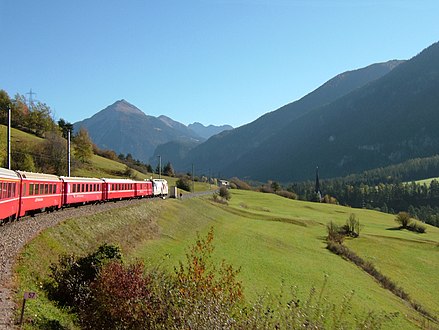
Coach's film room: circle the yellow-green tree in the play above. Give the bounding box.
[73,128,93,163]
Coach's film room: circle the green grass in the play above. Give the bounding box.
[414,177,439,185]
[0,125,43,163]
[15,190,439,328]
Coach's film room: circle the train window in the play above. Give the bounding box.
[8,183,11,198]
[35,184,40,195]
[40,184,44,194]
[49,184,53,194]
[29,184,34,195]
[81,184,84,192]
[72,184,76,193]
[53,185,57,194]
[45,184,49,194]
[1,183,4,199]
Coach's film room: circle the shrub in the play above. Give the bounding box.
[341,213,361,237]
[275,190,298,200]
[409,221,427,233]
[176,177,192,192]
[219,186,231,200]
[173,227,243,328]
[45,244,122,311]
[326,221,344,244]
[229,177,252,190]
[81,261,174,329]
[395,211,412,228]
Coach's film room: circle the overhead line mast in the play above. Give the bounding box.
[26,88,36,110]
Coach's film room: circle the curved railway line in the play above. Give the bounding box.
[0,189,215,329]
[0,198,153,329]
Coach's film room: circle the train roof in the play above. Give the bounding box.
[16,171,61,182]
[101,178,136,183]
[0,167,20,180]
[152,178,167,182]
[60,176,102,183]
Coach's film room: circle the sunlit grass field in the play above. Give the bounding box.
[15,187,439,328]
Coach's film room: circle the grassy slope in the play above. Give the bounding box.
[8,138,437,328]
[16,190,439,328]
[133,191,439,328]
[415,177,439,185]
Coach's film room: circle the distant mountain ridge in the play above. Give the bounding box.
[188,122,233,139]
[174,59,405,178]
[221,42,439,182]
[73,100,202,162]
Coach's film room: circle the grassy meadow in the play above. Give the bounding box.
[15,189,439,328]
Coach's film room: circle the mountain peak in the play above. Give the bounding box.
[107,99,145,116]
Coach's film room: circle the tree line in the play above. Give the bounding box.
[290,178,439,228]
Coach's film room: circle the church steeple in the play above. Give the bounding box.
[315,166,322,200]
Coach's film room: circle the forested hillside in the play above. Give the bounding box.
[226,42,439,182]
[175,60,402,177]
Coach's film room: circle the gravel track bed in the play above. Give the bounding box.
[0,198,147,329]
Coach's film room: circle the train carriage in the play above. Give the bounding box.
[0,167,21,223]
[134,180,153,198]
[60,176,104,206]
[102,178,136,201]
[152,179,168,197]
[16,171,62,217]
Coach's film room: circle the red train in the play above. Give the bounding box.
[0,167,168,224]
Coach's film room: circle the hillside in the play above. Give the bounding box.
[16,190,439,328]
[0,124,159,181]
[228,42,439,182]
[176,60,403,178]
[73,100,202,162]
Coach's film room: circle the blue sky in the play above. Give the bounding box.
[1,1,438,127]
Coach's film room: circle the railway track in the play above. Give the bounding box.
[0,190,216,329]
[0,198,150,329]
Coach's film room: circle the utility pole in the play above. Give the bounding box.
[26,88,36,110]
[67,130,71,176]
[7,104,11,169]
[158,155,161,179]
[192,163,195,192]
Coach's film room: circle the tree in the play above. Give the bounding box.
[270,181,280,192]
[11,143,36,172]
[395,212,412,228]
[73,128,93,163]
[38,131,68,175]
[58,118,73,139]
[176,177,192,192]
[0,89,11,124]
[163,162,175,177]
[219,186,231,200]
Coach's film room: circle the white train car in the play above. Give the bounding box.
[152,179,168,197]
